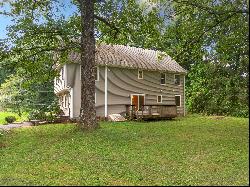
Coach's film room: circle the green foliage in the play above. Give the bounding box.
[186,62,248,117]
[0,71,57,116]
[0,115,248,185]
[4,116,16,124]
[28,110,46,121]
[0,112,28,125]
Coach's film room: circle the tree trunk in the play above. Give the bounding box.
[78,0,98,130]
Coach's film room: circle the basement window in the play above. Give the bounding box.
[138,70,143,79]
[175,95,181,107]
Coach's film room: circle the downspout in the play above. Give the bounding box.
[105,66,108,118]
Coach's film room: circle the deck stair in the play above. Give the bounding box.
[108,114,127,122]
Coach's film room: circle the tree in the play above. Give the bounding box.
[77,0,98,130]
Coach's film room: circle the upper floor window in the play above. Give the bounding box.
[160,73,166,85]
[138,70,143,79]
[174,74,181,85]
[175,95,181,107]
[157,95,162,103]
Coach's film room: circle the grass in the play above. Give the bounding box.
[0,114,249,186]
[0,112,28,125]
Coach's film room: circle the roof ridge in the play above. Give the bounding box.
[69,43,187,74]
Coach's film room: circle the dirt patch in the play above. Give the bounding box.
[0,143,7,148]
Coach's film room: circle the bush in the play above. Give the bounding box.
[5,116,16,123]
[45,112,56,122]
[28,110,46,121]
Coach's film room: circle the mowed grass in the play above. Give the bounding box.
[0,112,28,125]
[0,115,249,186]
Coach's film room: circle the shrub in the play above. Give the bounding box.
[45,112,56,122]
[28,110,46,121]
[5,116,16,123]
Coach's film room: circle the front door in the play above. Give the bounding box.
[131,94,145,111]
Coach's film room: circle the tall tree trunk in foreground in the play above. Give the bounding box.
[78,0,98,130]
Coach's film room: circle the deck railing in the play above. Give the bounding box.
[125,104,177,120]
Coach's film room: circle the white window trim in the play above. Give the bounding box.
[160,73,166,85]
[138,70,143,79]
[174,74,181,86]
[157,95,162,103]
[175,95,181,107]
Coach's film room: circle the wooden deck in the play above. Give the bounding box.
[125,104,177,120]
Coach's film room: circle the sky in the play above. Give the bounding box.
[0,0,77,39]
[0,0,157,40]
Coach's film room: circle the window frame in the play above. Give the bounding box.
[175,95,181,107]
[138,70,143,79]
[157,95,162,103]
[174,74,181,86]
[160,73,166,85]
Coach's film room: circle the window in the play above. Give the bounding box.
[174,74,181,85]
[95,66,99,81]
[160,73,166,85]
[157,95,162,103]
[138,70,143,79]
[175,95,181,107]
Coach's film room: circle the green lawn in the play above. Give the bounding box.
[0,115,249,186]
[0,112,28,125]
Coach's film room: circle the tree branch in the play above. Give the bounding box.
[175,12,238,59]
[94,14,119,38]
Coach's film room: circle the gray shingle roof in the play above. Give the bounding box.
[69,43,187,74]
